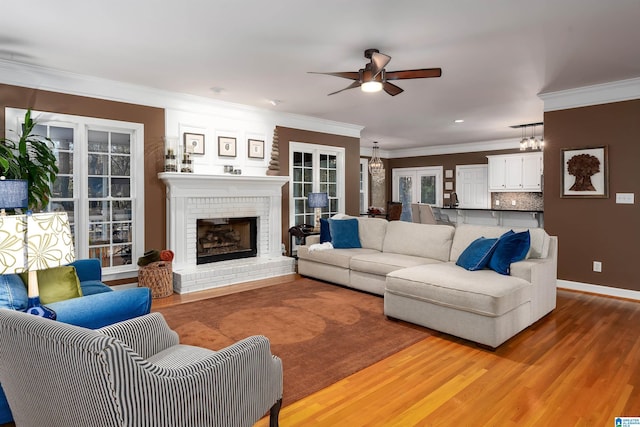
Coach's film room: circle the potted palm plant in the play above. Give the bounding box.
[0,109,58,211]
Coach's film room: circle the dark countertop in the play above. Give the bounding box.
[440,207,544,214]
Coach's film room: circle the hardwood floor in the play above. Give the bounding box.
[247,282,640,426]
[3,277,634,427]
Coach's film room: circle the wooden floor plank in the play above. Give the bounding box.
[251,286,640,427]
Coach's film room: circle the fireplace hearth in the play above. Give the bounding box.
[197,217,257,264]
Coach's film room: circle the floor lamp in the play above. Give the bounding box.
[307,192,329,232]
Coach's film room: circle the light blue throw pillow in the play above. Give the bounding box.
[0,274,28,311]
[456,237,499,271]
[488,230,531,275]
[328,218,362,249]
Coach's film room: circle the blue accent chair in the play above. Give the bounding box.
[0,258,152,424]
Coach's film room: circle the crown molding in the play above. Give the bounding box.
[539,77,640,112]
[0,59,363,139]
[360,138,519,158]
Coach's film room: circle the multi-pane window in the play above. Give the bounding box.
[87,130,133,267]
[290,142,344,227]
[5,108,144,278]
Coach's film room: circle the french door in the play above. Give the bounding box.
[289,142,344,227]
[391,167,443,221]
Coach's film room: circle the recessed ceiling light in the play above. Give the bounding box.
[454,119,465,123]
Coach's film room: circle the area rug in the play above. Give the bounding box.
[156,278,430,405]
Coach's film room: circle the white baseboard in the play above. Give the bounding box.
[557,279,640,301]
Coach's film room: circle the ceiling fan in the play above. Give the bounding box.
[309,48,442,96]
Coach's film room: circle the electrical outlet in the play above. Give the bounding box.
[593,261,602,272]
[511,200,516,206]
[495,200,500,206]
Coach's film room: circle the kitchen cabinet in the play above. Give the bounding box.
[487,152,543,192]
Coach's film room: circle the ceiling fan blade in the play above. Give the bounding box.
[371,52,391,77]
[308,71,360,80]
[328,81,361,96]
[383,82,404,96]
[385,68,442,80]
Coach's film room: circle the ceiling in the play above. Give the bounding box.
[1,0,639,152]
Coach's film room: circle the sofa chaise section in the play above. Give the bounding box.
[384,225,558,348]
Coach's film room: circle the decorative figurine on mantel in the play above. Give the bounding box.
[266,127,280,176]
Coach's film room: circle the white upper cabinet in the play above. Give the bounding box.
[487,152,543,192]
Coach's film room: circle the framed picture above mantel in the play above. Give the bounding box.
[561,146,608,198]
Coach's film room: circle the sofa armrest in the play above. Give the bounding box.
[68,259,102,282]
[511,236,558,321]
[47,287,151,329]
[99,312,179,359]
[305,235,321,246]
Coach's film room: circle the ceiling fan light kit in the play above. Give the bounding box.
[361,81,383,93]
[310,48,442,96]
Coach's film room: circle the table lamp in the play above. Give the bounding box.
[307,192,329,232]
[0,178,75,319]
[25,211,75,319]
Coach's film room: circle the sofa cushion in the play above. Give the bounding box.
[386,263,531,317]
[450,225,550,262]
[297,246,379,269]
[350,252,441,276]
[456,237,499,271]
[488,230,531,275]
[20,266,83,304]
[356,217,388,251]
[80,280,113,296]
[329,218,361,248]
[382,221,455,262]
[0,275,28,311]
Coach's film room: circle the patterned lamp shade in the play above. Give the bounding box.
[0,215,27,274]
[26,212,75,271]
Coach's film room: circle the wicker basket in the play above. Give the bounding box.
[138,261,173,298]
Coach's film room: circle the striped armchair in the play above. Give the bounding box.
[0,310,283,427]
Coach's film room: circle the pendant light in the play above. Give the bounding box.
[368,141,385,179]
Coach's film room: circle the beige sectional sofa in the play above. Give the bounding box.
[297,218,557,348]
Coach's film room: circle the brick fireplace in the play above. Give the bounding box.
[158,173,294,293]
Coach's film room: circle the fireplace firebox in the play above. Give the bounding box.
[196,217,257,265]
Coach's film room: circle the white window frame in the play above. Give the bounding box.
[289,142,345,227]
[359,158,369,215]
[5,108,145,280]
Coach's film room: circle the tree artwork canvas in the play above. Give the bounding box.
[561,146,608,198]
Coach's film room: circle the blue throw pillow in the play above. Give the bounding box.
[456,237,499,271]
[319,218,332,243]
[0,274,28,311]
[328,218,362,249]
[488,230,531,275]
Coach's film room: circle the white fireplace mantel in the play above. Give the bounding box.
[158,172,292,293]
[159,172,289,198]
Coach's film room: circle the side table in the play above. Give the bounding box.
[288,224,319,258]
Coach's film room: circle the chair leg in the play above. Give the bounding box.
[269,398,282,427]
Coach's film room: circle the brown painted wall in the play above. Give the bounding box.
[0,84,166,253]
[544,99,640,291]
[275,126,360,254]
